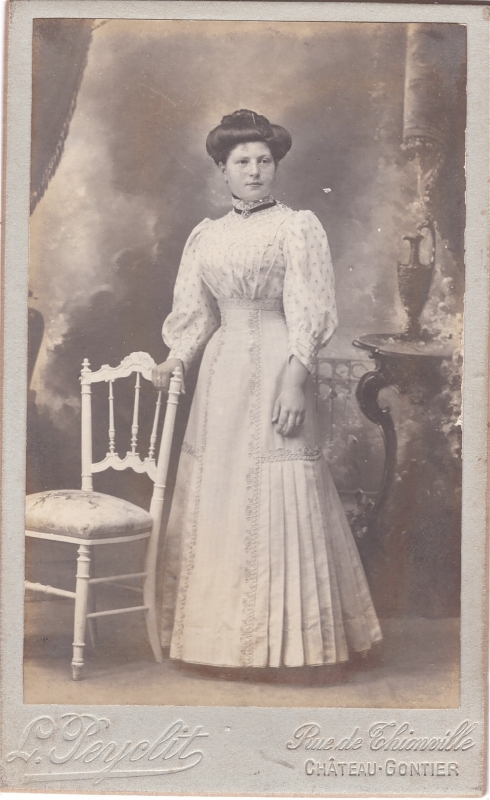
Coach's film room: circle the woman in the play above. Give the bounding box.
[153,109,381,669]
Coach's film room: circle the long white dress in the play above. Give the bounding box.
[160,201,382,668]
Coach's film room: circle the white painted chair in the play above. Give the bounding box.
[25,352,181,680]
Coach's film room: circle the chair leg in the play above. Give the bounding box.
[143,539,163,663]
[87,550,97,648]
[144,603,163,663]
[71,543,91,680]
[87,590,97,648]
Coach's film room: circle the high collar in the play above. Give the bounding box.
[231,194,276,218]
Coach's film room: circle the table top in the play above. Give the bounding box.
[353,333,455,359]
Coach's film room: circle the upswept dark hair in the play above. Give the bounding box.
[206,109,292,165]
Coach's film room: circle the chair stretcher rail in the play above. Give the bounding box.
[88,572,146,585]
[25,581,76,600]
[86,605,148,619]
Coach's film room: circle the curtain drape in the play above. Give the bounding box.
[30,19,93,214]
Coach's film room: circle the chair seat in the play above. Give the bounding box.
[25,490,153,539]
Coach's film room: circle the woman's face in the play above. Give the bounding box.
[220,141,276,202]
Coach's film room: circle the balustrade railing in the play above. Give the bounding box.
[314,357,384,526]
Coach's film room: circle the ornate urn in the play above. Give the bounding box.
[397,222,436,339]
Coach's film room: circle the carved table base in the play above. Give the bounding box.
[353,334,460,616]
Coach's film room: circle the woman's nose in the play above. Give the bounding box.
[248,161,260,176]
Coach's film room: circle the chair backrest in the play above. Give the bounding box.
[79,353,181,511]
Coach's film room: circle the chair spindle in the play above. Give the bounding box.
[148,391,162,461]
[131,372,141,454]
[80,358,93,491]
[108,380,115,455]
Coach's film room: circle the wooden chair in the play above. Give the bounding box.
[25,352,181,680]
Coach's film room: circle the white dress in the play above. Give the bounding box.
[160,201,382,668]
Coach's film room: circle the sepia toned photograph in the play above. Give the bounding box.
[24,16,465,707]
[1,1,488,796]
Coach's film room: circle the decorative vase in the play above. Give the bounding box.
[397,222,436,339]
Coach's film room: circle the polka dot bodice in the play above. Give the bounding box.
[163,202,338,372]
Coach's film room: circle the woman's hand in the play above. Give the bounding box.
[272,355,309,437]
[272,385,306,437]
[151,358,185,394]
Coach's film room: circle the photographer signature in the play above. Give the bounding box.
[6,713,209,784]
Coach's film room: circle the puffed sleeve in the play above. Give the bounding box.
[283,210,338,373]
[162,219,220,372]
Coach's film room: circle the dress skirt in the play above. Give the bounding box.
[160,301,382,668]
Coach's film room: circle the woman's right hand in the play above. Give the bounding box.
[151,358,185,394]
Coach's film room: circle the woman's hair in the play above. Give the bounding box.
[206,109,292,165]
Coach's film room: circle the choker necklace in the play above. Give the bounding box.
[232,194,277,218]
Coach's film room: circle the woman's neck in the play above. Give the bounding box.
[231,193,275,212]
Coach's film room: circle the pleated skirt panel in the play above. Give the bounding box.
[160,306,382,668]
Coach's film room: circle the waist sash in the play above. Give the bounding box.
[217,297,284,313]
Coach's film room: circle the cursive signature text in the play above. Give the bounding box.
[6,714,209,785]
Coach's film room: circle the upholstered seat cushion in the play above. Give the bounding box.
[25,490,153,539]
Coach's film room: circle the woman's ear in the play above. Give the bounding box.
[219,161,227,178]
